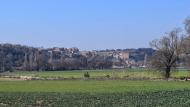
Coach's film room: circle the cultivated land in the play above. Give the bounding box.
[1,70,190,107]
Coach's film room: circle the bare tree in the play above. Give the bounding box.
[150,29,184,79]
[185,17,190,35]
[184,17,190,52]
[177,17,190,68]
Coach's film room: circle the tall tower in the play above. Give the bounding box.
[48,51,54,70]
[29,52,34,70]
[48,51,53,64]
[23,53,28,70]
[60,51,64,62]
[144,54,148,67]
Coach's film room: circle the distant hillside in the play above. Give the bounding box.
[0,43,155,72]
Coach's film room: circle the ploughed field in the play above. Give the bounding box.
[1,70,190,107]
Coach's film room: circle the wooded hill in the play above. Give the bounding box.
[0,43,155,72]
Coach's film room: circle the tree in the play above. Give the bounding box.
[36,50,49,71]
[150,29,184,79]
[184,17,190,51]
[184,17,190,67]
[185,17,190,35]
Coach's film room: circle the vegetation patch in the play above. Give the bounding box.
[1,70,190,80]
[0,90,190,107]
[0,80,190,93]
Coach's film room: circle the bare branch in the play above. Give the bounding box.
[149,29,184,78]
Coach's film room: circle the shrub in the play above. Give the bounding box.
[105,74,110,78]
[84,72,90,78]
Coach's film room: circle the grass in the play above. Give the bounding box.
[1,69,190,80]
[171,70,190,78]
[0,80,190,93]
[0,69,164,79]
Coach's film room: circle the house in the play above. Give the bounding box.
[119,52,129,60]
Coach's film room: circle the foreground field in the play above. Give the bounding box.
[0,80,190,107]
[1,90,190,107]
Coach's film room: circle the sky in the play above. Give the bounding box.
[0,0,190,50]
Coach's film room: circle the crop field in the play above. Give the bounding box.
[1,70,190,107]
[0,80,190,106]
[1,90,190,107]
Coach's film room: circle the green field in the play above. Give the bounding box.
[1,91,190,107]
[1,69,190,79]
[0,80,190,93]
[0,80,190,107]
[1,70,190,107]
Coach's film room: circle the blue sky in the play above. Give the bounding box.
[0,0,190,50]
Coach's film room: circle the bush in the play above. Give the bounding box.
[84,72,90,78]
[105,75,110,78]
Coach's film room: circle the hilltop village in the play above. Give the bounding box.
[0,44,155,72]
